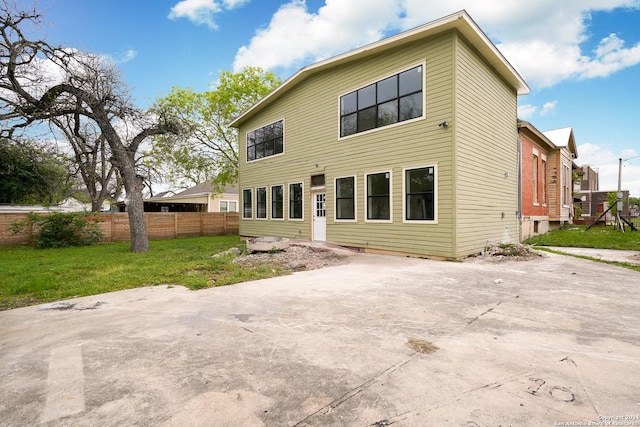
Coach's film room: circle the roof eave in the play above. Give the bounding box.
[230,10,529,128]
[518,121,557,150]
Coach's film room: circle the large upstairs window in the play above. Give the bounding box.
[247,120,284,161]
[340,65,424,137]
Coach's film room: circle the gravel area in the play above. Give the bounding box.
[233,244,349,272]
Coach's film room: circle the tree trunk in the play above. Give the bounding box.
[120,158,150,252]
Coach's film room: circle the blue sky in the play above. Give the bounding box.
[32,0,640,196]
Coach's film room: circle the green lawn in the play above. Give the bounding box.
[525,225,640,273]
[524,225,640,250]
[0,236,285,311]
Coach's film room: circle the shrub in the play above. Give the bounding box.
[11,212,103,248]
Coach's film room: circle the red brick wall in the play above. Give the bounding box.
[520,134,549,217]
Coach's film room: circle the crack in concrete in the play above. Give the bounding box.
[293,357,414,426]
[466,307,495,325]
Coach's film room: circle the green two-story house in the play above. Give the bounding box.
[230,10,530,259]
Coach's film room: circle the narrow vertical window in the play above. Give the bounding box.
[366,172,390,220]
[542,159,547,205]
[335,176,355,220]
[256,187,267,219]
[242,189,252,219]
[533,154,539,205]
[289,183,303,219]
[271,185,284,219]
[405,167,435,221]
[220,201,228,213]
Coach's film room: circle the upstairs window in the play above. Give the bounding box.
[340,65,423,137]
[247,120,284,161]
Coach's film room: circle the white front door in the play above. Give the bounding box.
[312,192,326,241]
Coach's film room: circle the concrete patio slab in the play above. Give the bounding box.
[1,251,639,426]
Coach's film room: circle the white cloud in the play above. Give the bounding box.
[580,33,640,79]
[104,49,138,64]
[517,100,557,119]
[168,0,249,29]
[540,101,557,116]
[234,0,402,71]
[517,104,538,119]
[232,0,640,89]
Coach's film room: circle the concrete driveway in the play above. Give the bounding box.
[1,250,639,426]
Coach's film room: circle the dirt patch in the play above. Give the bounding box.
[469,243,545,263]
[233,244,348,272]
[406,338,439,354]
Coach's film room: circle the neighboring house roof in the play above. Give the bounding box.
[145,182,238,204]
[542,127,578,158]
[230,10,529,128]
[174,182,238,196]
[517,120,557,151]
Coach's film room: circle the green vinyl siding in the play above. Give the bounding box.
[238,29,520,259]
[239,33,457,258]
[453,33,519,257]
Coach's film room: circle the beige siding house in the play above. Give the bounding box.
[542,127,578,227]
[231,11,529,259]
[143,183,238,213]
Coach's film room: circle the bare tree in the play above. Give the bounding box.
[50,115,123,211]
[0,2,178,251]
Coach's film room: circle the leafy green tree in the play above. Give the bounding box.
[0,3,178,252]
[151,67,281,191]
[0,139,72,204]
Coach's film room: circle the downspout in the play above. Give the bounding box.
[517,133,523,242]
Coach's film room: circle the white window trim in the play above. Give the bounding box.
[288,182,304,221]
[255,186,268,220]
[562,162,570,208]
[245,118,286,163]
[532,153,539,207]
[541,156,548,207]
[270,184,285,221]
[242,188,253,220]
[334,175,357,223]
[364,170,393,223]
[337,61,427,141]
[402,164,438,224]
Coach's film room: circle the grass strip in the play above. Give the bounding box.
[0,235,288,311]
[533,246,640,273]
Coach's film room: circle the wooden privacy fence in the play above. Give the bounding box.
[0,212,239,247]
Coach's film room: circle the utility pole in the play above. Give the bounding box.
[617,158,623,231]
